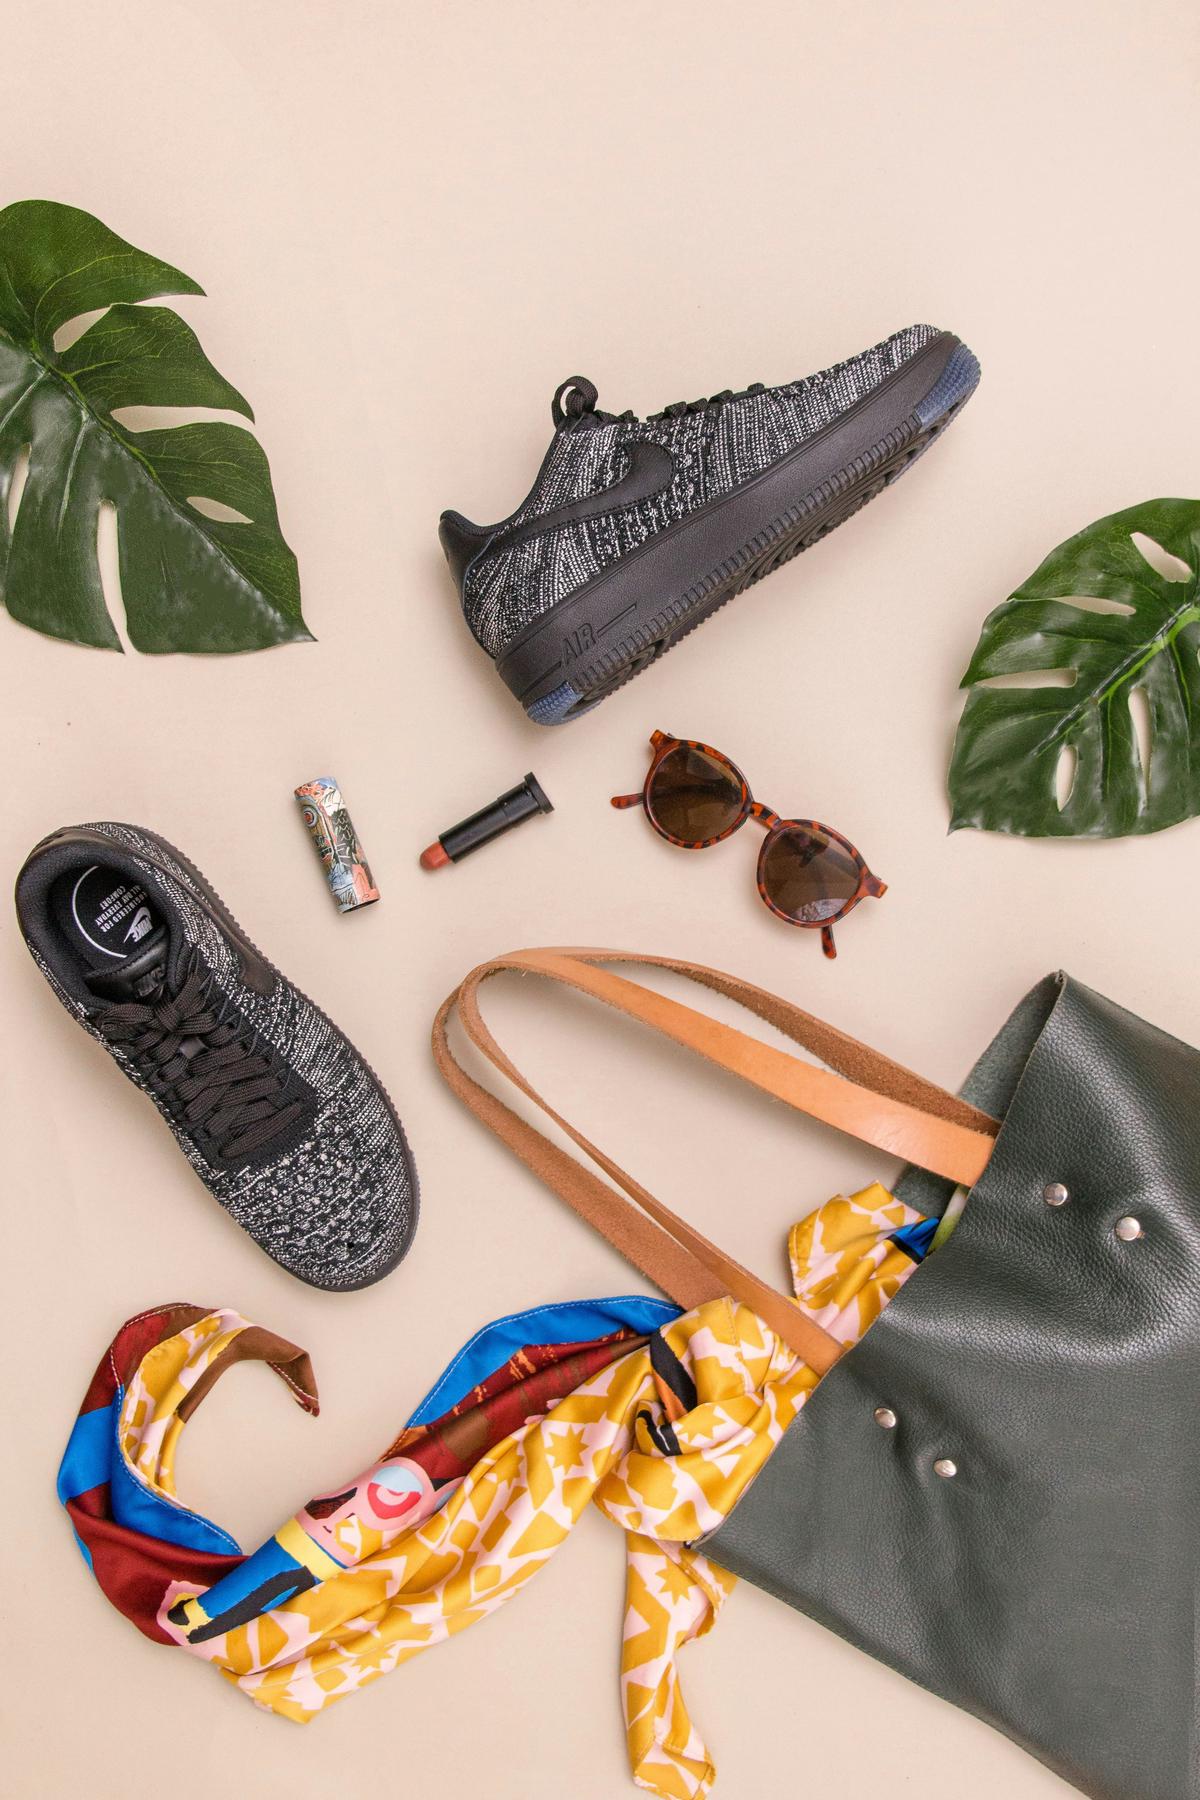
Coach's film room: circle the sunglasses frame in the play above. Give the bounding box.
[611,730,886,958]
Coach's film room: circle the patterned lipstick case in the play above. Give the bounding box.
[295,777,379,912]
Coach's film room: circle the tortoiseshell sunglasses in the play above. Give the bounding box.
[612,731,886,959]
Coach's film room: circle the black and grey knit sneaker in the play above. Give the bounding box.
[440,326,979,724]
[15,822,417,1290]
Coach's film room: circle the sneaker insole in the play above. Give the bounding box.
[51,864,167,974]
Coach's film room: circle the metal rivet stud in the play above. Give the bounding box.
[933,1458,958,1479]
[1043,1181,1070,1207]
[1114,1216,1143,1242]
[873,1406,898,1430]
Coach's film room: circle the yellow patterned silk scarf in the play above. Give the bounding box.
[109,1183,928,1798]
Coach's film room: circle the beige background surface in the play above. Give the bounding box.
[3,3,1199,1795]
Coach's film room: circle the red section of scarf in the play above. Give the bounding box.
[67,1499,242,1643]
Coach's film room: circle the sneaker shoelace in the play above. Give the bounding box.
[98,951,305,1161]
[552,375,768,429]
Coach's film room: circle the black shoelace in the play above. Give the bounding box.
[553,375,768,429]
[98,951,304,1161]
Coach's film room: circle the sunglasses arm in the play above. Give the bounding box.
[820,924,837,960]
[610,793,645,809]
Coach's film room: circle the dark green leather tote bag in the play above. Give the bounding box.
[437,950,1200,1800]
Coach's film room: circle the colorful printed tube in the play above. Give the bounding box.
[295,776,379,912]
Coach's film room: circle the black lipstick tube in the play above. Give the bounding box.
[421,773,553,868]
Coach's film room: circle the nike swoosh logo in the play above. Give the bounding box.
[490,440,675,555]
[124,905,153,944]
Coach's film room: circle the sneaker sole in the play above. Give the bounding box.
[496,333,980,724]
[22,822,420,1292]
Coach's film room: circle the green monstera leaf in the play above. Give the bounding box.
[0,200,310,652]
[949,500,1200,837]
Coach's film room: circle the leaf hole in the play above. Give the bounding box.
[978,668,1077,690]
[113,404,251,432]
[96,499,131,651]
[1131,532,1190,584]
[188,495,252,526]
[1057,593,1135,617]
[1128,685,1152,792]
[6,444,30,534]
[53,308,109,354]
[1055,744,1077,811]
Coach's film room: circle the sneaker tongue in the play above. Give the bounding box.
[85,926,170,1003]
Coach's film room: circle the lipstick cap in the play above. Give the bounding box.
[295,776,380,912]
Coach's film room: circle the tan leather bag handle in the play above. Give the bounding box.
[433,949,999,1375]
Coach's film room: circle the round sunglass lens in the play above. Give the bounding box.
[647,745,744,843]
[760,825,861,922]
